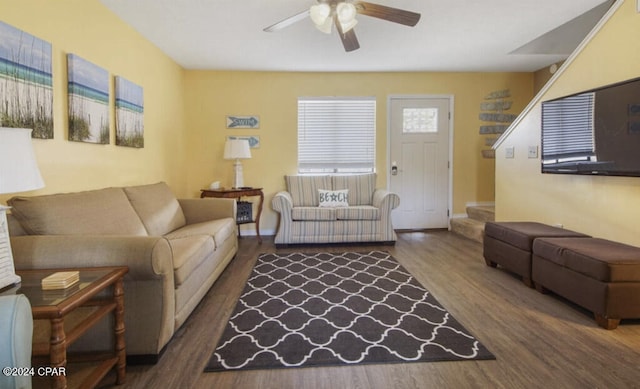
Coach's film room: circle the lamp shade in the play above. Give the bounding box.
[310,3,331,26]
[223,139,252,160]
[310,3,333,34]
[337,2,357,27]
[0,128,44,194]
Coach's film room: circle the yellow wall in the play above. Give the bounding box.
[184,71,533,233]
[533,61,564,94]
[0,0,187,204]
[495,0,640,246]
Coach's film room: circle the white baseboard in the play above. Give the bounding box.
[237,227,276,237]
[464,201,495,207]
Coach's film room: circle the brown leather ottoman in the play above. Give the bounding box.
[483,222,589,287]
[532,237,640,329]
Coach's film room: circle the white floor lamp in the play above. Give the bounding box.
[0,127,45,290]
[223,139,252,189]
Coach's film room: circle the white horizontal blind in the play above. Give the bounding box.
[298,97,376,173]
[542,93,595,161]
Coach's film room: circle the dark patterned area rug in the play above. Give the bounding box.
[205,251,494,372]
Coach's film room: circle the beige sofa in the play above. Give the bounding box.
[7,182,238,362]
[272,173,400,246]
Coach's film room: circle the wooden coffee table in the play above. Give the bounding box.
[11,266,128,389]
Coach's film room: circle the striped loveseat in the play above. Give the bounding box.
[272,173,400,246]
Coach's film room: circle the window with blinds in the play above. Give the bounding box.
[297,97,376,173]
[541,92,596,163]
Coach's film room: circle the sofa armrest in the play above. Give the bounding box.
[372,189,400,212]
[0,295,32,389]
[10,235,173,281]
[271,191,293,218]
[373,189,400,242]
[178,198,236,225]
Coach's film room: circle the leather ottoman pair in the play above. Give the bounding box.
[484,221,640,329]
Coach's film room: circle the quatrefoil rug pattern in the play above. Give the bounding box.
[206,251,494,372]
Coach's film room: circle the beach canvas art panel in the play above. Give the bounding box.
[67,54,109,144]
[115,76,144,148]
[0,21,53,139]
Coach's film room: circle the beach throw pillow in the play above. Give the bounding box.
[318,189,349,207]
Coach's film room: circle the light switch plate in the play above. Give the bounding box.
[528,145,538,159]
[505,146,514,159]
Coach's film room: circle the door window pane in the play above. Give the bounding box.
[403,108,438,133]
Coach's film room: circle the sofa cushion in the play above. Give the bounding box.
[123,182,187,236]
[8,187,147,236]
[6,214,27,236]
[336,206,379,220]
[165,218,236,248]
[318,189,349,207]
[292,207,337,221]
[285,175,332,207]
[167,235,215,286]
[332,173,376,206]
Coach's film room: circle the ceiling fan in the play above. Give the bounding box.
[264,1,421,52]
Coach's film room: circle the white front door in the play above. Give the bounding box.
[389,96,451,230]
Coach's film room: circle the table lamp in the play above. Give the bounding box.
[223,138,251,188]
[0,127,45,290]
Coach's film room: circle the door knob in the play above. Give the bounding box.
[391,161,398,176]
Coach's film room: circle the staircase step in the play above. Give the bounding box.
[450,217,485,243]
[467,205,495,223]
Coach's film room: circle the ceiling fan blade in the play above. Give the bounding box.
[335,15,360,52]
[264,9,310,32]
[355,1,421,27]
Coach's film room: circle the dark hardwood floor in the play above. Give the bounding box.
[98,231,640,389]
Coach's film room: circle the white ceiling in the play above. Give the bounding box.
[99,0,613,72]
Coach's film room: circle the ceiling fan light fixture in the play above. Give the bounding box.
[310,4,331,25]
[337,2,356,21]
[316,16,334,34]
[339,18,358,33]
[337,2,358,33]
[265,1,421,52]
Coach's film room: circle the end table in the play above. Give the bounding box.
[3,266,129,389]
[201,187,264,243]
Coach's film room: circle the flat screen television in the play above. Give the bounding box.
[541,76,640,177]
